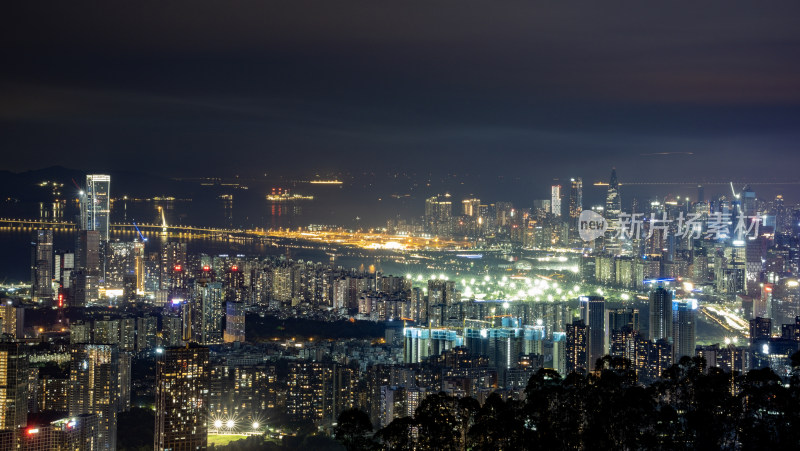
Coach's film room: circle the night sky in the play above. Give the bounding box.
[3,1,800,184]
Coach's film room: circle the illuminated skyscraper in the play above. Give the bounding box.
[31,229,54,303]
[427,279,457,306]
[604,168,621,253]
[425,194,453,237]
[160,242,187,290]
[551,185,562,216]
[580,295,605,371]
[0,339,29,442]
[607,308,639,357]
[161,315,184,347]
[286,361,335,423]
[136,316,159,351]
[190,281,224,345]
[568,178,583,242]
[223,301,246,343]
[154,344,210,451]
[404,328,431,364]
[68,344,120,450]
[0,302,24,339]
[462,198,480,217]
[566,319,588,375]
[82,174,111,242]
[106,241,142,290]
[672,299,697,362]
[495,201,513,228]
[649,287,673,342]
[18,414,100,450]
[569,178,582,218]
[224,265,245,303]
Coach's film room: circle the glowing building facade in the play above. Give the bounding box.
[154,344,210,451]
[82,174,111,242]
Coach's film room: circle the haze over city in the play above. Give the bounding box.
[2,1,800,450]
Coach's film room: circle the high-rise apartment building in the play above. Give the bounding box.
[286,361,335,423]
[224,301,246,343]
[161,315,184,347]
[462,198,480,217]
[0,339,29,441]
[154,344,210,451]
[425,194,453,237]
[551,185,562,217]
[136,316,159,351]
[0,300,25,338]
[566,319,588,375]
[190,281,224,345]
[107,241,145,293]
[160,242,187,291]
[68,344,120,450]
[607,308,639,357]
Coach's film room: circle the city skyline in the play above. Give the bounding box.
[3,1,800,449]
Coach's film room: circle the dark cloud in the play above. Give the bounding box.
[1,0,799,184]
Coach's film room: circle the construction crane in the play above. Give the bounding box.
[463,318,493,330]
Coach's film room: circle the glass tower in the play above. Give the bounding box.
[83,174,111,242]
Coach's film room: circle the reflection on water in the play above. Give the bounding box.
[39,201,65,221]
[3,179,414,233]
[0,183,423,281]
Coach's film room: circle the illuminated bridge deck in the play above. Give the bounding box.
[0,218,473,251]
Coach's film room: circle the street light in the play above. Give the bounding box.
[252,422,260,430]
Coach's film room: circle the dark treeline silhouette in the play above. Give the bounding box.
[335,353,800,450]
